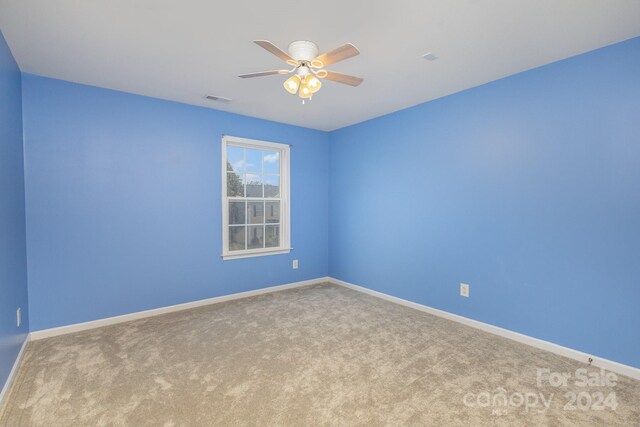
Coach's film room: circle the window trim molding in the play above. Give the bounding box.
[221,135,291,260]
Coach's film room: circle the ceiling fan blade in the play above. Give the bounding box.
[314,43,360,67]
[323,71,363,87]
[238,70,290,78]
[253,40,298,65]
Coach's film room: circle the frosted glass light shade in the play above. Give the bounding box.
[283,75,301,95]
[306,75,322,94]
[298,81,312,99]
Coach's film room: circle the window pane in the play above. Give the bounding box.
[247,201,264,224]
[245,174,263,197]
[227,146,244,172]
[263,151,280,174]
[229,201,246,225]
[247,225,264,249]
[265,201,280,224]
[265,225,280,248]
[264,175,279,198]
[227,172,244,197]
[245,148,262,174]
[229,226,246,251]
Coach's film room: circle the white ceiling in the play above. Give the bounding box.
[1,1,639,131]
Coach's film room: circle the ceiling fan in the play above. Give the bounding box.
[239,40,363,103]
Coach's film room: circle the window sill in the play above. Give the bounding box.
[222,248,292,260]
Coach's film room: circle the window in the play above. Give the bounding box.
[222,135,290,259]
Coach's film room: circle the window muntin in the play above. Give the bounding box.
[222,136,290,259]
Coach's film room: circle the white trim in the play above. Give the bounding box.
[30,277,329,340]
[223,135,290,151]
[223,248,291,260]
[221,135,291,260]
[329,277,640,381]
[0,334,30,410]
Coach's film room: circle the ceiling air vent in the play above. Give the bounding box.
[422,52,438,61]
[205,95,232,102]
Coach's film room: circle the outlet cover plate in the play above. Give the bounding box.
[460,283,469,297]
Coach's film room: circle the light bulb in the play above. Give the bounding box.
[298,77,313,99]
[298,80,312,99]
[306,75,322,94]
[283,75,301,95]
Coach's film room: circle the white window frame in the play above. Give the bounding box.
[221,135,291,260]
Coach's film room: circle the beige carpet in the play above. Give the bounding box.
[1,283,638,426]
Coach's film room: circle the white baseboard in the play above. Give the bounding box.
[24,276,640,381]
[329,277,640,381]
[0,334,30,410]
[30,277,329,341]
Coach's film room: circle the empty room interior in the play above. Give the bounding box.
[1,1,640,425]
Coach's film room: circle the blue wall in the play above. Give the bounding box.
[0,31,29,392]
[329,37,640,368]
[22,74,329,330]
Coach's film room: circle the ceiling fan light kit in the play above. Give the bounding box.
[239,40,363,103]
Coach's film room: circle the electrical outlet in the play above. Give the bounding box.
[292,259,299,269]
[460,283,469,297]
[17,307,21,327]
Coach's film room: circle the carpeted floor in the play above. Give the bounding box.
[1,283,638,426]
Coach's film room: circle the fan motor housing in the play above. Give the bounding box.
[287,41,319,62]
